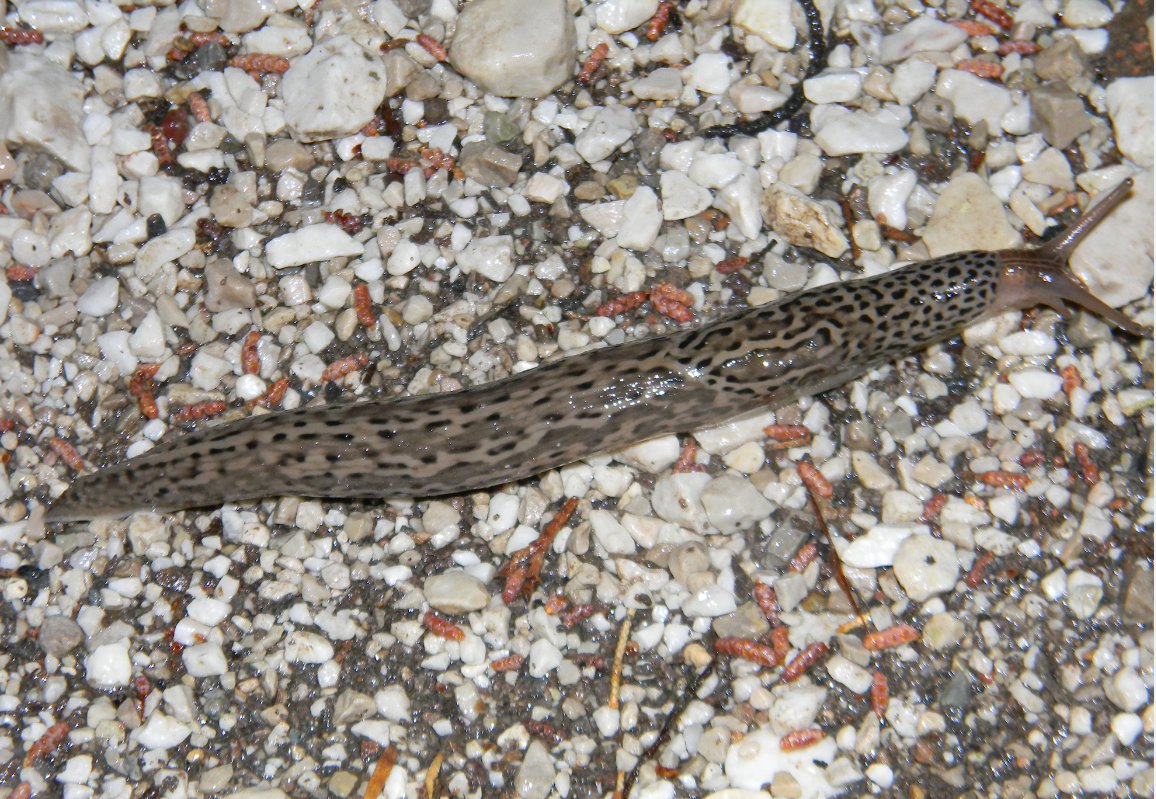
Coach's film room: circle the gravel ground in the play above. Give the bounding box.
[0,0,1152,798]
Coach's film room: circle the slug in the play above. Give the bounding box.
[46,179,1147,522]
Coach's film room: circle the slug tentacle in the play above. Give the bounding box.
[996,178,1150,336]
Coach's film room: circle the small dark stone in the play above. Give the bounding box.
[38,615,85,657]
[938,670,973,712]
[153,567,191,593]
[915,95,955,134]
[146,213,166,238]
[396,0,432,16]
[634,128,667,173]
[422,97,449,124]
[755,510,811,569]
[200,687,231,718]
[20,151,66,192]
[192,41,229,74]
[1121,566,1153,627]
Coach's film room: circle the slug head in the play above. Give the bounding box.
[995,178,1151,336]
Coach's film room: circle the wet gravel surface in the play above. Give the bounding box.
[0,0,1152,798]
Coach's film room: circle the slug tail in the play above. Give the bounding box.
[997,177,1151,336]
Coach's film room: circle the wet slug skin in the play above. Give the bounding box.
[45,179,1148,523]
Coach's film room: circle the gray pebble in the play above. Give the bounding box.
[20,150,65,191]
[915,95,955,134]
[38,615,85,657]
[1121,567,1153,626]
[459,141,523,187]
[203,259,257,311]
[1030,82,1093,149]
[1034,38,1088,83]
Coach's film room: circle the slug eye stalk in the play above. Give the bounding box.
[996,178,1152,336]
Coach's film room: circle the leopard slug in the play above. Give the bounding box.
[46,179,1146,522]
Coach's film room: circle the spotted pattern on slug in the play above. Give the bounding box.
[48,254,1002,521]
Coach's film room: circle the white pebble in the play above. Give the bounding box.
[85,641,132,688]
[812,106,909,156]
[129,310,166,360]
[826,655,873,694]
[1062,0,1113,27]
[235,374,266,401]
[375,685,412,721]
[266,224,364,269]
[190,351,232,391]
[528,638,562,677]
[866,763,894,788]
[56,755,92,785]
[879,17,968,64]
[681,584,738,618]
[890,59,937,106]
[594,0,658,35]
[387,239,421,276]
[1066,570,1103,619]
[281,35,388,141]
[893,534,960,602]
[302,321,336,353]
[575,105,639,164]
[724,728,838,792]
[424,571,489,613]
[456,235,515,282]
[935,70,1013,132]
[841,524,922,569]
[284,631,335,664]
[187,596,231,626]
[631,68,682,101]
[1105,668,1148,712]
[77,276,120,316]
[661,171,712,220]
[684,52,732,94]
[868,169,916,230]
[487,493,521,534]
[804,70,864,104]
[1009,368,1063,399]
[700,474,773,535]
[449,0,576,98]
[589,509,637,555]
[136,228,196,280]
[617,187,662,251]
[135,713,192,750]
[1104,78,1153,168]
[651,472,712,532]
[182,643,228,677]
[615,435,681,472]
[524,173,566,204]
[1111,712,1143,745]
[733,0,798,50]
[96,331,138,375]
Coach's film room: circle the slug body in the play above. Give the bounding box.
[46,180,1145,522]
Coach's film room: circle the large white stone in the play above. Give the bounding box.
[0,54,89,170]
[935,70,1013,133]
[922,173,1021,257]
[594,0,657,35]
[878,17,968,64]
[281,36,389,142]
[733,0,797,50]
[1071,169,1155,307]
[1105,77,1154,168]
[265,224,364,269]
[575,105,639,163]
[449,0,576,98]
